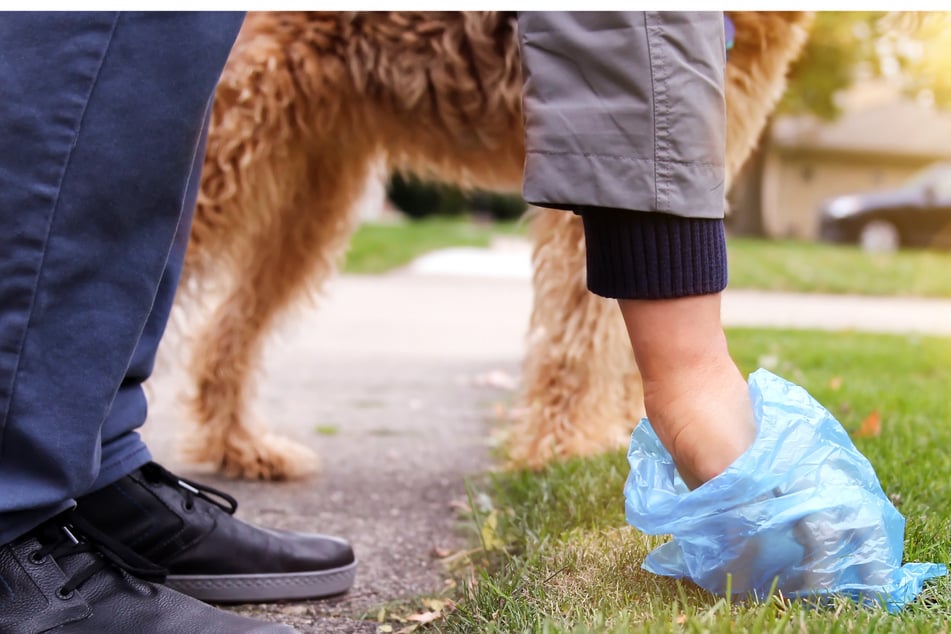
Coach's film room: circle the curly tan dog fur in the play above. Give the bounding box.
[181,11,811,479]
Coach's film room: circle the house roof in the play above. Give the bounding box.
[771,93,951,161]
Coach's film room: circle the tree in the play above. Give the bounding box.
[779,12,886,120]
[780,12,951,120]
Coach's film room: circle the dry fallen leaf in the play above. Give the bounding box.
[406,611,441,625]
[480,510,505,551]
[855,410,881,438]
[423,598,454,612]
[376,626,393,634]
[394,599,455,633]
[448,499,471,514]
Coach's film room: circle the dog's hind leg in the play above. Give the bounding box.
[507,210,643,468]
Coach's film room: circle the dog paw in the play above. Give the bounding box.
[183,427,320,481]
[220,433,320,481]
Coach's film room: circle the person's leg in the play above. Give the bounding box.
[0,10,243,544]
[518,12,755,488]
[616,294,754,489]
[0,12,301,631]
[71,104,357,602]
[56,21,356,605]
[90,106,212,491]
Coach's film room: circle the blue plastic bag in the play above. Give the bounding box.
[624,369,946,612]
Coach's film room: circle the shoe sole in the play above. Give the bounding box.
[165,560,357,603]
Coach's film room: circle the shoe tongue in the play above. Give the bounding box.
[54,543,102,579]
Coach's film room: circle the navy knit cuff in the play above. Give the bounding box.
[579,207,728,300]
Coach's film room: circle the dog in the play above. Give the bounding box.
[178,11,812,479]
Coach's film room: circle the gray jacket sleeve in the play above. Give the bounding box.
[518,11,727,219]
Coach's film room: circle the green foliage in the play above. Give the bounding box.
[896,12,951,110]
[387,173,469,218]
[387,173,527,221]
[781,12,886,119]
[781,11,951,119]
[341,217,525,274]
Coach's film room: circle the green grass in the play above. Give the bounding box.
[343,218,951,298]
[342,217,525,275]
[441,329,951,633]
[727,238,951,298]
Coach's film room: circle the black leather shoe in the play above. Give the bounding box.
[74,462,356,603]
[0,513,297,633]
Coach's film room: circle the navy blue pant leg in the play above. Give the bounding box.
[0,12,244,544]
[92,107,212,492]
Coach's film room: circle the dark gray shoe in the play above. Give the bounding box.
[0,513,297,633]
[74,462,356,603]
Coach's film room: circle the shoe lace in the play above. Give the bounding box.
[30,513,167,598]
[140,462,238,515]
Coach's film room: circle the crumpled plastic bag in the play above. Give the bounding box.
[624,368,946,612]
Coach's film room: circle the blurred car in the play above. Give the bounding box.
[818,162,951,252]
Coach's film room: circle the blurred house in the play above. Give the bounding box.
[733,81,951,239]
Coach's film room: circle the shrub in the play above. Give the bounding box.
[387,173,526,221]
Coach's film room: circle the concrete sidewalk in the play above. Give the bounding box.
[405,239,951,336]
[145,266,951,632]
[722,289,951,336]
[146,274,534,632]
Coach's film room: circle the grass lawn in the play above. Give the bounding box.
[439,329,951,633]
[342,217,526,274]
[343,217,951,298]
[727,238,951,298]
